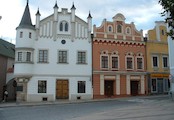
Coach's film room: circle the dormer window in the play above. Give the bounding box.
[108,26,113,32]
[126,27,131,34]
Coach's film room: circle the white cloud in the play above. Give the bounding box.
[0,0,165,43]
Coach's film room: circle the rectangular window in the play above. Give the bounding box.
[163,57,168,68]
[20,32,23,38]
[29,32,32,38]
[101,56,108,68]
[58,51,67,63]
[39,50,48,63]
[151,79,157,92]
[78,81,86,93]
[26,52,31,62]
[164,79,169,92]
[127,57,133,69]
[38,81,47,93]
[77,51,86,64]
[137,58,143,69]
[153,56,158,67]
[18,52,22,61]
[112,56,118,69]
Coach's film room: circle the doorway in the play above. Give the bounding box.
[56,80,69,99]
[104,80,114,97]
[131,81,139,96]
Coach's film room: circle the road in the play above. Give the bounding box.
[0,95,173,120]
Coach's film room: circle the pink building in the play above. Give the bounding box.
[92,13,147,99]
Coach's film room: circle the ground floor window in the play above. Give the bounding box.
[38,81,47,93]
[78,81,86,93]
[151,79,157,92]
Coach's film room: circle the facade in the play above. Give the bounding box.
[146,21,170,94]
[0,38,15,101]
[14,2,93,102]
[92,13,147,99]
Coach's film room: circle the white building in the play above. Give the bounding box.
[14,1,93,102]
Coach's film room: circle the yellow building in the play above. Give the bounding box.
[146,21,170,94]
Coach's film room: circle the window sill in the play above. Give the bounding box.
[37,62,49,64]
[57,62,69,64]
[15,61,34,64]
[76,63,88,65]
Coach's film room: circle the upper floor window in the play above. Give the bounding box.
[161,29,165,35]
[126,57,133,69]
[65,23,68,31]
[58,50,68,63]
[20,32,23,38]
[60,22,63,31]
[163,56,168,68]
[108,26,113,32]
[77,51,86,64]
[39,50,48,63]
[117,24,122,33]
[16,51,32,63]
[59,21,69,32]
[111,56,118,69]
[152,56,158,67]
[137,58,143,69]
[101,56,108,68]
[29,32,32,38]
[17,52,22,61]
[126,27,131,34]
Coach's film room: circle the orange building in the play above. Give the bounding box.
[92,13,147,99]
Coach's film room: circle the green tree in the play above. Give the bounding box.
[159,0,174,39]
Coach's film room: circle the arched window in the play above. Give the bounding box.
[108,26,113,32]
[65,22,68,31]
[117,24,122,33]
[126,27,131,34]
[60,22,63,31]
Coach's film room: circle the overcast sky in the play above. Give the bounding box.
[0,0,164,44]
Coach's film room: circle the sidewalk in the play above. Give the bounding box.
[0,94,169,108]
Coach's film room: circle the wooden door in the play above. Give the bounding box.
[104,80,114,97]
[131,81,139,96]
[56,80,69,99]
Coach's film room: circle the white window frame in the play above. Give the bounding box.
[38,49,49,63]
[126,27,131,35]
[100,51,109,70]
[125,55,134,70]
[162,55,169,68]
[108,25,113,33]
[58,50,68,64]
[111,55,119,70]
[136,56,144,70]
[77,51,87,64]
[152,55,159,68]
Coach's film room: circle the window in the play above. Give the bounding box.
[26,52,31,62]
[60,22,63,31]
[77,51,86,64]
[20,32,23,38]
[58,51,67,63]
[151,79,157,92]
[39,50,48,63]
[112,56,118,69]
[65,23,68,31]
[164,79,169,92]
[101,56,108,68]
[59,21,69,32]
[152,56,158,67]
[117,24,122,33]
[18,52,22,61]
[108,26,112,32]
[127,57,133,69]
[163,56,168,68]
[38,81,47,93]
[137,58,143,69]
[126,27,131,34]
[78,81,86,93]
[29,32,32,38]
[161,30,165,35]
